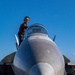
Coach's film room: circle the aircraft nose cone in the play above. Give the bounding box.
[29,63,55,75]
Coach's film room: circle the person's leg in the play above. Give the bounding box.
[18,33,24,46]
[20,34,24,45]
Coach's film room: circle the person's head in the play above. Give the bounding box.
[24,16,30,22]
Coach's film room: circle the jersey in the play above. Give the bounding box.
[18,23,28,35]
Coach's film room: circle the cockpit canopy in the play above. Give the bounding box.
[26,23,48,37]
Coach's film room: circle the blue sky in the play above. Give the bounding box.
[0,0,75,62]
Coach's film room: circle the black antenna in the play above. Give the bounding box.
[53,35,56,42]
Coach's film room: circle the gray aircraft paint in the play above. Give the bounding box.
[13,24,65,75]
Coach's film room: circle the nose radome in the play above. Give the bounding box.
[29,63,55,75]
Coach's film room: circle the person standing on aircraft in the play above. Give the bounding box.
[18,16,30,46]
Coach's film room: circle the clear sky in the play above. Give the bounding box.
[0,0,75,62]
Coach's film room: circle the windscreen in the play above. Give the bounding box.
[26,23,48,36]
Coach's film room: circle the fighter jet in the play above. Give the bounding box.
[0,23,75,75]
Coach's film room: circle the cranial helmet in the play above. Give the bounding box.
[24,16,30,21]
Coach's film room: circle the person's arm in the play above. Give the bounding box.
[23,22,28,29]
